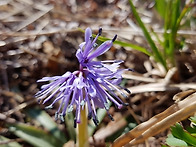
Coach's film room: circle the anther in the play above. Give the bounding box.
[67,105,73,113]
[90,36,93,40]
[108,114,114,121]
[74,119,77,128]
[88,112,92,120]
[93,118,99,126]
[93,43,98,48]
[123,103,129,106]
[104,102,110,110]
[128,68,134,72]
[60,114,65,123]
[112,34,117,42]
[45,105,53,109]
[55,112,59,121]
[124,88,131,94]
[114,60,123,63]
[98,28,102,36]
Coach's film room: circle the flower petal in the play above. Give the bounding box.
[37,76,61,82]
[87,40,113,61]
[85,27,92,43]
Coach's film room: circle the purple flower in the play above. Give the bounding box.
[35,28,130,127]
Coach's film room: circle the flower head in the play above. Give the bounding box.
[36,28,130,127]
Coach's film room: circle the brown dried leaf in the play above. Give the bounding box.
[89,113,127,143]
[112,92,196,147]
[128,82,196,94]
[173,89,196,102]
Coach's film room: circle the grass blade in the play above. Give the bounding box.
[128,0,167,70]
[99,36,152,56]
[9,123,64,147]
[79,28,152,56]
[0,135,22,147]
[25,107,67,143]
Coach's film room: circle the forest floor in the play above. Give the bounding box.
[1,0,196,147]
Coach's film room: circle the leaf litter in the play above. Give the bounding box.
[0,0,196,146]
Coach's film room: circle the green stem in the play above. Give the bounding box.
[77,106,89,147]
[175,0,193,37]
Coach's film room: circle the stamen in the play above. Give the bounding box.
[88,112,92,120]
[112,34,117,42]
[114,60,124,63]
[74,119,77,128]
[93,118,99,126]
[60,114,65,122]
[98,28,102,36]
[108,114,114,121]
[128,68,134,72]
[90,36,93,40]
[80,100,85,106]
[119,85,131,94]
[123,103,129,106]
[37,99,42,104]
[35,91,42,97]
[55,112,59,121]
[45,105,53,109]
[124,88,131,94]
[104,102,110,110]
[93,43,98,48]
[121,93,128,98]
[68,105,73,113]
[101,60,123,63]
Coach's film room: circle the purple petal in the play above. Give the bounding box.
[92,97,104,108]
[42,81,67,104]
[61,93,72,116]
[87,83,96,97]
[73,76,85,89]
[87,40,113,60]
[110,78,122,85]
[86,76,97,97]
[69,87,78,106]
[85,27,92,43]
[84,28,102,57]
[37,76,61,82]
[76,49,83,63]
[76,89,83,123]
[62,71,72,78]
[79,42,86,49]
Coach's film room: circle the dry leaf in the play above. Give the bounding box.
[112,92,196,147]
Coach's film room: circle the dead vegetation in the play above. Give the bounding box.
[0,0,196,146]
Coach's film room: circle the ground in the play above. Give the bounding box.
[0,0,196,147]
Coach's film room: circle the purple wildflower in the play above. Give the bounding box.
[35,27,130,127]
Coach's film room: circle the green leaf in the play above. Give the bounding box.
[165,0,180,63]
[166,136,188,146]
[154,0,167,18]
[25,108,67,143]
[0,135,22,147]
[186,126,196,134]
[114,40,152,56]
[88,102,112,136]
[128,0,167,70]
[190,116,196,124]
[98,36,152,56]
[163,0,192,65]
[78,28,152,56]
[65,112,76,141]
[9,123,64,147]
[171,123,196,146]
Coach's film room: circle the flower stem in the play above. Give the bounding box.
[77,106,89,147]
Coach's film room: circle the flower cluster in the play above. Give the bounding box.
[35,28,130,127]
